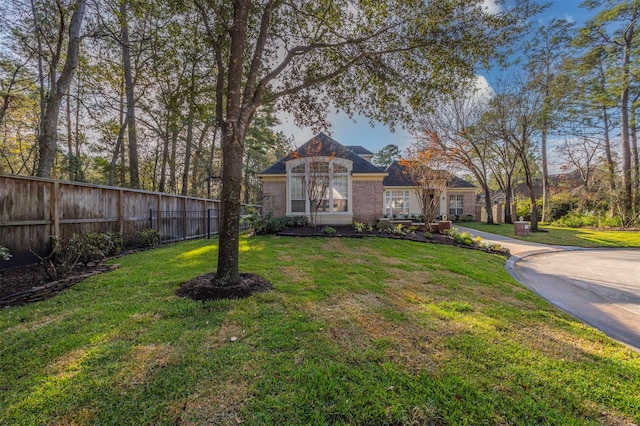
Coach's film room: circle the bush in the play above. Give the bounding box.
[285,216,309,227]
[243,210,289,234]
[547,193,580,221]
[551,211,622,228]
[0,245,11,262]
[353,222,366,233]
[444,227,473,245]
[36,232,123,279]
[133,228,160,248]
[321,226,337,234]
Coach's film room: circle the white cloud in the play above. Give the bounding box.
[482,0,502,15]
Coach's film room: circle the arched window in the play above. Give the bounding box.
[287,158,351,215]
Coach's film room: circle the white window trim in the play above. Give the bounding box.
[286,157,353,216]
[384,189,411,217]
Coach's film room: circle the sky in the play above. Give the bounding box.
[275,0,593,155]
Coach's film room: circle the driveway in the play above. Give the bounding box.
[456,226,640,353]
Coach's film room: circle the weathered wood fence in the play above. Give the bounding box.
[0,174,256,270]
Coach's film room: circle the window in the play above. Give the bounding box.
[290,165,306,213]
[287,159,350,215]
[449,194,464,216]
[384,190,410,217]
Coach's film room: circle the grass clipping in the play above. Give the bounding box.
[176,272,272,301]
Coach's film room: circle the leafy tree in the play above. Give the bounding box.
[192,0,538,286]
[243,107,292,205]
[372,144,400,168]
[578,0,640,217]
[525,19,576,222]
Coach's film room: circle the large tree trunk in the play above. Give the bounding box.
[631,104,639,195]
[620,23,634,215]
[120,0,139,188]
[36,1,87,178]
[213,0,251,287]
[541,127,549,223]
[482,182,494,224]
[504,179,513,224]
[215,128,246,286]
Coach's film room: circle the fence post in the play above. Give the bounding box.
[207,208,211,239]
[149,209,153,230]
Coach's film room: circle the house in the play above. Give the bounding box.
[258,133,477,225]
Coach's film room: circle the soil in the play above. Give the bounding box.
[175,273,273,301]
[0,263,96,300]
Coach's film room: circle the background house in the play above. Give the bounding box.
[258,133,477,225]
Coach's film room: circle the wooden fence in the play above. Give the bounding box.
[0,174,255,270]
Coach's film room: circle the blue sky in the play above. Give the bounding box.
[276,0,593,154]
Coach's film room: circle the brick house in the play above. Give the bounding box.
[258,133,477,225]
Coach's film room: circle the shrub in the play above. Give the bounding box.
[353,222,366,233]
[35,232,123,279]
[547,193,580,221]
[551,211,622,228]
[133,228,160,248]
[0,245,11,262]
[445,227,473,245]
[392,224,406,235]
[243,210,289,234]
[321,226,336,234]
[80,232,122,260]
[285,216,309,227]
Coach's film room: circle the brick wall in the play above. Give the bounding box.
[352,179,384,224]
[261,179,286,216]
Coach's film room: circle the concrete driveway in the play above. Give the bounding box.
[456,226,640,353]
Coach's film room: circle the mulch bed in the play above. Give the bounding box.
[0,263,120,307]
[175,273,273,301]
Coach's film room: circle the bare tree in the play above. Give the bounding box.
[399,139,451,229]
[414,81,495,223]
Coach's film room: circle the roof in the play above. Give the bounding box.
[259,133,385,175]
[345,145,374,156]
[383,161,415,186]
[383,161,477,189]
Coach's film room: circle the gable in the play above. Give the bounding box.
[259,133,385,175]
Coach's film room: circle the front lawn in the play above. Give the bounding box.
[460,221,640,248]
[1,236,638,425]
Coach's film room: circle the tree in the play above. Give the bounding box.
[525,19,576,222]
[372,144,400,168]
[578,0,640,216]
[243,107,291,204]
[192,0,537,287]
[484,78,543,231]
[555,131,604,205]
[414,81,495,223]
[35,0,88,178]
[399,139,452,228]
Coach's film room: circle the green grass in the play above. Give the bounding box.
[1,236,639,425]
[460,221,640,248]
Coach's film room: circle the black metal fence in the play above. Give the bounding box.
[149,204,260,244]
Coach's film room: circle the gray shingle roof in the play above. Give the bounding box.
[345,145,374,156]
[383,161,476,189]
[259,133,385,175]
